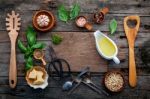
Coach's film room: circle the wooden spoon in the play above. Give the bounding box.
[6,11,21,88]
[33,49,47,66]
[124,15,140,87]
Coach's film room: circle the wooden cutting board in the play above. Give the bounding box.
[52,32,108,72]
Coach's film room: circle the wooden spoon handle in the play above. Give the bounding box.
[129,45,137,87]
[41,58,47,66]
[9,34,17,88]
[85,23,93,31]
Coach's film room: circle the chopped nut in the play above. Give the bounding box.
[105,72,124,92]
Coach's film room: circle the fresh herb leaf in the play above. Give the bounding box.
[18,25,46,71]
[25,56,33,70]
[51,34,63,45]
[109,19,117,34]
[26,26,36,46]
[24,46,33,59]
[70,3,80,19]
[58,3,80,22]
[58,5,69,22]
[31,42,45,49]
[18,39,27,53]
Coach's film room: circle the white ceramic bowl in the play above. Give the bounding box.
[27,74,49,89]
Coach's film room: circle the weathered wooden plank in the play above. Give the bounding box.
[0,62,149,76]
[0,32,149,47]
[0,11,150,32]
[0,32,149,75]
[0,47,148,76]
[0,0,150,13]
[0,76,149,99]
[0,32,148,60]
[0,0,149,98]
[0,0,150,32]
[0,32,108,73]
[0,31,149,60]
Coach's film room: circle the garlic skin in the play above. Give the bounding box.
[37,14,50,27]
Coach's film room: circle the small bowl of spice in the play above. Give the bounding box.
[33,49,47,66]
[93,7,109,24]
[32,10,55,32]
[75,16,92,31]
[104,71,125,92]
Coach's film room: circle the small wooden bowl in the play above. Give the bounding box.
[75,16,93,31]
[93,7,109,24]
[32,10,55,32]
[93,12,104,24]
[26,66,47,85]
[104,71,125,93]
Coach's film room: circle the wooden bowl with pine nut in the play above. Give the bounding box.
[104,71,125,92]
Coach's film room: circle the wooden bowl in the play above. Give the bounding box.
[26,66,47,85]
[93,12,104,24]
[75,16,92,31]
[104,71,125,93]
[32,10,55,32]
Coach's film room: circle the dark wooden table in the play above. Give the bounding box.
[0,0,150,99]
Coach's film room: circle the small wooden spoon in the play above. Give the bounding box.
[124,15,140,87]
[33,49,47,66]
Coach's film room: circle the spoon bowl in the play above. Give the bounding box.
[33,49,47,66]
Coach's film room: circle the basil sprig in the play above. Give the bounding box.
[26,26,36,46]
[58,3,80,22]
[58,5,69,22]
[18,26,45,70]
[70,3,80,20]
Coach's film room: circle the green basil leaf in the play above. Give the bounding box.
[70,3,80,19]
[31,42,46,49]
[109,19,117,34]
[25,56,33,70]
[26,26,36,46]
[24,46,33,59]
[26,56,33,65]
[58,5,69,22]
[18,39,27,53]
[51,34,63,45]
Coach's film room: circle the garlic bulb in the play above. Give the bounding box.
[37,14,50,27]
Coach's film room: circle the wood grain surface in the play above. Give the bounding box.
[0,0,150,99]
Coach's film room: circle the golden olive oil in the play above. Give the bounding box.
[98,37,116,57]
